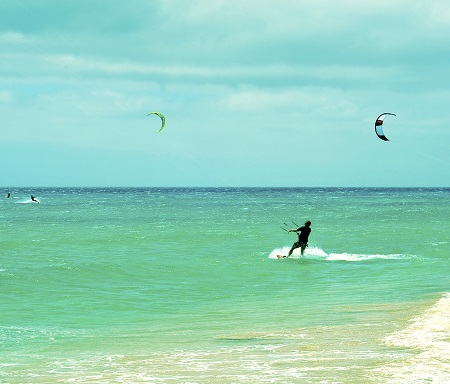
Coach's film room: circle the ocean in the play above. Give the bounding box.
[1,187,449,383]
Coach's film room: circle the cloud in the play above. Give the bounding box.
[0,91,12,103]
[0,31,25,43]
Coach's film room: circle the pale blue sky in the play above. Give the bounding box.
[1,0,449,187]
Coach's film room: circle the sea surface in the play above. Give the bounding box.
[1,187,449,383]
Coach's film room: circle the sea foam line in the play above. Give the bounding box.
[384,292,450,351]
[373,293,450,383]
[269,246,405,262]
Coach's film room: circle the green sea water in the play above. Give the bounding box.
[1,188,449,383]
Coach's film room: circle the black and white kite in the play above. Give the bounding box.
[375,113,396,141]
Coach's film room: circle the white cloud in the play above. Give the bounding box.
[221,86,356,117]
[429,1,450,26]
[0,91,12,103]
[0,31,25,43]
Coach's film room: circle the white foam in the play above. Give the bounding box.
[269,246,405,262]
[16,199,39,204]
[373,293,450,382]
[269,246,323,259]
[384,293,450,351]
[326,253,403,262]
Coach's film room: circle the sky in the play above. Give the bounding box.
[1,0,449,187]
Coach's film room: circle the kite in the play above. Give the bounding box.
[375,113,395,141]
[148,112,166,132]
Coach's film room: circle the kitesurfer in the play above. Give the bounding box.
[279,221,312,258]
[7,192,10,198]
[31,195,40,203]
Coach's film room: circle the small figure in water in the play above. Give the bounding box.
[278,221,311,258]
[7,192,11,198]
[31,195,40,203]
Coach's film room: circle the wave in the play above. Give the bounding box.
[16,199,40,204]
[269,246,405,262]
[384,292,450,348]
[373,293,450,382]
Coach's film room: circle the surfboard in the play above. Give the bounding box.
[276,254,287,259]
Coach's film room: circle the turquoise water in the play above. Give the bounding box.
[1,188,449,383]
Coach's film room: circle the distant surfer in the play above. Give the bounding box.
[31,195,40,203]
[278,221,311,258]
[7,192,11,198]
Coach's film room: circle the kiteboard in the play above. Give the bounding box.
[276,254,287,259]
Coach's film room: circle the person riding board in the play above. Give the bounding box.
[278,221,311,258]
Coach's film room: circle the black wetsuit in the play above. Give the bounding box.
[296,226,311,245]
